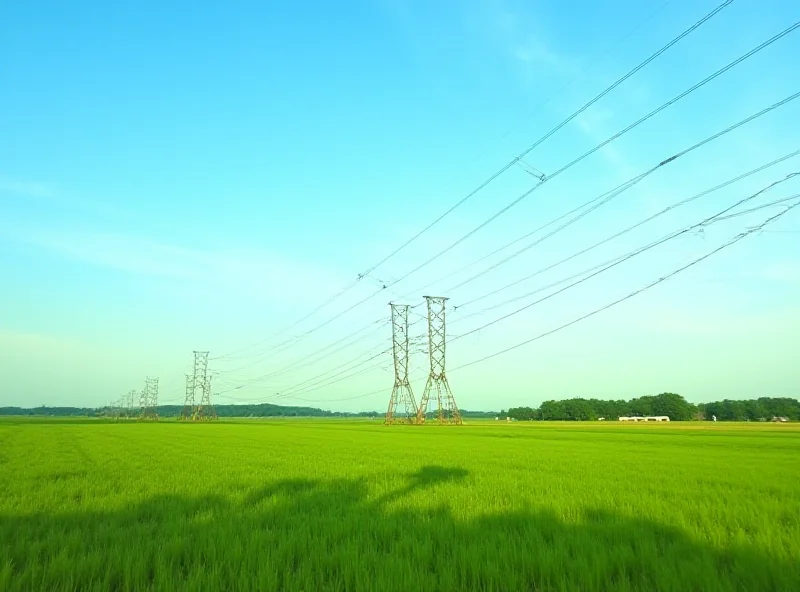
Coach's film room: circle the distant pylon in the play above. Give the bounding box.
[385,303,419,425]
[128,390,136,418]
[139,377,159,421]
[416,296,461,425]
[195,372,217,420]
[149,377,159,419]
[179,373,196,420]
[139,383,148,417]
[188,351,216,420]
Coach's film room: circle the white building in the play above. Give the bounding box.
[618,416,670,422]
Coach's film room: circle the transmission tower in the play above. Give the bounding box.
[385,303,419,425]
[195,372,217,420]
[149,377,159,419]
[127,390,136,418]
[416,296,462,425]
[179,373,196,420]
[139,377,159,421]
[139,383,149,418]
[186,351,216,420]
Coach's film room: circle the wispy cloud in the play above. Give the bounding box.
[469,0,577,78]
[761,261,800,283]
[0,330,83,352]
[20,230,348,302]
[512,37,577,77]
[574,106,641,182]
[631,306,800,337]
[0,177,56,198]
[0,174,141,222]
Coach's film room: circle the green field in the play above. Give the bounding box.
[1,419,798,591]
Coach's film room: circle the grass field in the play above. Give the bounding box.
[1,418,798,591]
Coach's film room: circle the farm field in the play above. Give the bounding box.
[1,419,799,591]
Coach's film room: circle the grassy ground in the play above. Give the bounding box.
[1,418,798,591]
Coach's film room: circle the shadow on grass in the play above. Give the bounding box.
[2,465,798,591]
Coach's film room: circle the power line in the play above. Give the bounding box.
[449,200,800,372]
[450,173,799,342]
[215,317,389,375]
[210,277,366,362]
[358,0,733,279]
[453,190,800,327]
[222,316,424,393]
[549,21,799,179]
[207,198,798,407]
[455,146,800,309]
[391,21,800,289]
[220,339,428,404]
[712,193,800,222]
[214,94,800,403]
[468,0,674,167]
[272,346,392,397]
[208,2,734,365]
[270,357,392,400]
[201,8,800,409]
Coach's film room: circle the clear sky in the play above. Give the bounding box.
[1,0,799,412]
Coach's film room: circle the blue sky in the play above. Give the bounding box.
[1,0,799,411]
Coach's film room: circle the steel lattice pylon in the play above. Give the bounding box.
[179,371,196,420]
[195,372,217,420]
[416,296,461,425]
[139,377,159,421]
[385,303,419,425]
[139,384,148,416]
[181,351,216,420]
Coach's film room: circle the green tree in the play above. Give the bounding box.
[539,400,567,420]
[651,393,694,421]
[629,396,655,417]
[508,407,537,421]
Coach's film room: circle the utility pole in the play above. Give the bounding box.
[385,303,419,425]
[416,296,462,425]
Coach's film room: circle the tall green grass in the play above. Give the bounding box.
[1,419,798,591]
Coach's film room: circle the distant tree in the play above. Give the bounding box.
[507,406,537,421]
[630,396,655,417]
[539,400,567,421]
[745,400,767,421]
[759,397,800,420]
[563,399,596,421]
[650,393,695,421]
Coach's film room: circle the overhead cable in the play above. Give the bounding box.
[450,172,799,341]
[449,201,800,371]
[393,22,800,290]
[456,146,800,308]
[357,0,734,279]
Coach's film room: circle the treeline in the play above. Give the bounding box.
[0,403,368,418]
[0,404,498,419]
[505,394,800,421]
[700,398,800,421]
[4,397,797,422]
[0,406,99,417]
